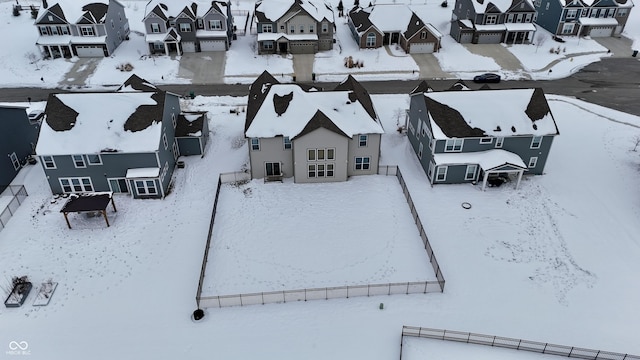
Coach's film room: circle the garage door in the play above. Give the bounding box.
[410,42,435,54]
[181,41,196,53]
[289,41,315,54]
[76,45,104,57]
[589,26,613,37]
[460,32,473,43]
[477,32,503,44]
[200,40,226,51]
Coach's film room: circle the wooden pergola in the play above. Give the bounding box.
[60,192,117,229]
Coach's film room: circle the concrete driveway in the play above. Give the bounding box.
[60,58,101,87]
[594,36,634,58]
[462,43,524,72]
[178,51,226,84]
[292,54,314,82]
[411,53,454,80]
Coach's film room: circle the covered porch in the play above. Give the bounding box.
[146,29,182,56]
[36,36,73,58]
[504,23,536,44]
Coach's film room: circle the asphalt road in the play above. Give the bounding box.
[3,58,639,115]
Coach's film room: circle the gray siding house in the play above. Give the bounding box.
[450,0,537,44]
[0,106,40,193]
[36,75,182,199]
[245,71,384,183]
[533,0,633,37]
[35,0,130,58]
[253,0,335,54]
[406,82,559,189]
[143,0,234,55]
[348,4,442,53]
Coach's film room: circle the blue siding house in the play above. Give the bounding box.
[533,0,633,37]
[406,82,559,190]
[0,106,40,193]
[36,75,181,199]
[450,0,537,44]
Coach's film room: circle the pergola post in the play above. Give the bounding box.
[102,210,110,227]
[110,197,117,212]
[63,212,72,229]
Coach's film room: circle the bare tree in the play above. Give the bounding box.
[535,33,546,53]
[632,134,640,151]
[26,51,40,70]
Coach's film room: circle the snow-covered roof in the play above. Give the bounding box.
[423,88,558,139]
[195,30,228,38]
[434,149,527,170]
[474,24,507,31]
[35,36,72,46]
[578,17,619,26]
[255,0,334,23]
[460,19,474,28]
[257,33,318,41]
[37,0,109,25]
[367,4,414,32]
[72,35,108,44]
[471,0,522,13]
[245,83,384,139]
[504,23,536,31]
[144,0,226,20]
[145,32,181,42]
[37,92,163,155]
[126,167,161,178]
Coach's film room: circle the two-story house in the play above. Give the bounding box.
[143,0,234,55]
[533,0,633,37]
[36,75,182,199]
[347,4,442,53]
[450,0,537,44]
[253,0,335,54]
[406,82,559,190]
[245,71,384,183]
[35,0,130,58]
[0,106,40,193]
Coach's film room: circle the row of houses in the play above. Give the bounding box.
[2,72,559,199]
[32,0,634,59]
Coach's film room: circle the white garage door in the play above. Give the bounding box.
[182,41,196,53]
[589,26,613,37]
[410,42,435,54]
[76,45,104,57]
[200,40,226,51]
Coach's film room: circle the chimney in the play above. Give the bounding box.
[42,0,48,9]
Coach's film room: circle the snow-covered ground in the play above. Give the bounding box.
[1,92,640,359]
[1,0,638,87]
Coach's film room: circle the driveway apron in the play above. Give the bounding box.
[462,43,524,72]
[178,52,226,84]
[60,58,101,87]
[292,54,314,82]
[594,36,634,58]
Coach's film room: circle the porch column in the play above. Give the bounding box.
[165,42,169,56]
[515,170,523,190]
[482,172,489,191]
[58,45,63,57]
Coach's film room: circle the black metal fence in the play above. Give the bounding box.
[400,326,640,360]
[0,185,28,232]
[196,167,446,308]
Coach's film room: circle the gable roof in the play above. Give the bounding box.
[422,88,559,139]
[144,0,228,21]
[175,111,207,137]
[37,0,110,24]
[254,0,334,23]
[410,80,434,94]
[37,76,172,155]
[470,0,535,13]
[245,72,383,139]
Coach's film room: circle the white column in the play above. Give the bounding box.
[515,170,523,189]
[482,172,488,191]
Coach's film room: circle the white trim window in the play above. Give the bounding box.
[465,164,478,180]
[480,138,493,144]
[359,135,368,147]
[42,155,56,169]
[262,24,273,33]
[566,9,578,19]
[209,20,222,30]
[163,133,168,150]
[308,148,335,161]
[87,154,102,165]
[530,136,542,149]
[290,25,295,33]
[617,8,628,17]
[444,139,463,152]
[10,152,20,170]
[80,26,95,36]
[561,23,574,34]
[72,155,86,168]
[420,31,427,39]
[60,177,94,193]
[251,138,260,150]
[366,32,376,47]
[495,137,504,148]
[172,142,179,161]
[309,24,315,33]
[108,178,129,193]
[418,143,423,159]
[528,157,538,168]
[435,166,448,181]
[171,113,176,128]
[322,22,329,33]
[283,136,292,150]
[308,163,334,178]
[134,180,158,196]
[151,23,160,33]
[485,15,497,24]
[355,157,370,170]
[428,161,435,179]
[263,41,274,50]
[179,23,192,32]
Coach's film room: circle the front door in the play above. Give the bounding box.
[108,178,129,193]
[278,42,288,53]
[265,162,281,176]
